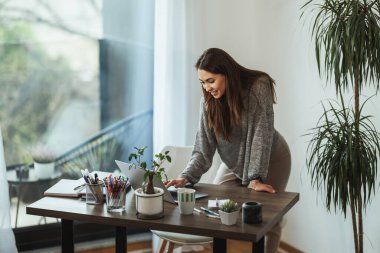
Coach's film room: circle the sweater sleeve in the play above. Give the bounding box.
[180,99,217,184]
[245,76,274,183]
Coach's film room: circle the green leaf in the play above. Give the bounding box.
[306,98,380,216]
[143,172,148,183]
[301,0,380,93]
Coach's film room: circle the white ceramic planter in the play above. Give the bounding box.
[218,210,239,226]
[34,162,55,179]
[135,187,164,219]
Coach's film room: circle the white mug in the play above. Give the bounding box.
[177,188,195,215]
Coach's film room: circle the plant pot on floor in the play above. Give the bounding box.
[135,187,164,219]
[219,210,239,226]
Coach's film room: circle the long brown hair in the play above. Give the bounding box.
[195,48,276,141]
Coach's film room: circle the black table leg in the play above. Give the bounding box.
[213,238,227,253]
[116,226,127,253]
[253,237,264,253]
[15,168,27,228]
[61,219,74,253]
[15,185,22,228]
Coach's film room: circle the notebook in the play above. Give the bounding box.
[44,171,115,198]
[44,179,83,198]
[115,160,208,204]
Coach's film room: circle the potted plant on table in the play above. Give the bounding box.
[32,147,56,179]
[218,199,239,226]
[302,1,380,253]
[128,146,171,219]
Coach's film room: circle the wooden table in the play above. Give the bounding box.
[26,183,299,253]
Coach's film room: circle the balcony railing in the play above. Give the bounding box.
[56,109,153,178]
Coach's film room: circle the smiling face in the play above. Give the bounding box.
[198,69,226,99]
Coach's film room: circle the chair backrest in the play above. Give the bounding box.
[159,146,193,180]
[159,145,222,183]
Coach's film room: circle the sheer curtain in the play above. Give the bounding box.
[153,0,201,154]
[153,1,200,252]
[0,128,17,253]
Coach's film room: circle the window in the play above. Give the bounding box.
[0,0,102,165]
[1,1,154,246]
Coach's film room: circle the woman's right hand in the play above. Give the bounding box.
[164,178,188,188]
[250,179,276,193]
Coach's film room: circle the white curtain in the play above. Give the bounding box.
[153,1,201,252]
[153,0,201,154]
[0,128,17,253]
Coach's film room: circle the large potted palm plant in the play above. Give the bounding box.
[302,1,380,253]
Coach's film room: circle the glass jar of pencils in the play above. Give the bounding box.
[104,175,129,212]
[85,183,104,205]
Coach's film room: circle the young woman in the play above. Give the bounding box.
[165,48,291,253]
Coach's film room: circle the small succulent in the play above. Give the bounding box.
[219,199,239,213]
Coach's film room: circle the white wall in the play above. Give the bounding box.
[181,1,380,252]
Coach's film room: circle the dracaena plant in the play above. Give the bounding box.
[128,146,171,194]
[302,1,380,253]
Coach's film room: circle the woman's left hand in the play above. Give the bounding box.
[250,180,276,193]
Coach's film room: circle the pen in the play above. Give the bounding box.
[73,183,86,191]
[200,207,219,216]
[206,214,220,219]
[81,170,90,184]
[87,173,95,184]
[193,208,202,214]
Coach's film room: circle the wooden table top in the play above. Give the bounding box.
[26,183,299,242]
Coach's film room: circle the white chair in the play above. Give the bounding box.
[152,145,217,253]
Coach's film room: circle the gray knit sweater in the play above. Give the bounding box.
[181,76,278,185]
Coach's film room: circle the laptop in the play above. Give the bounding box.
[115,160,208,204]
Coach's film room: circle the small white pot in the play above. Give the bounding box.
[135,187,164,219]
[219,210,239,226]
[34,162,55,179]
